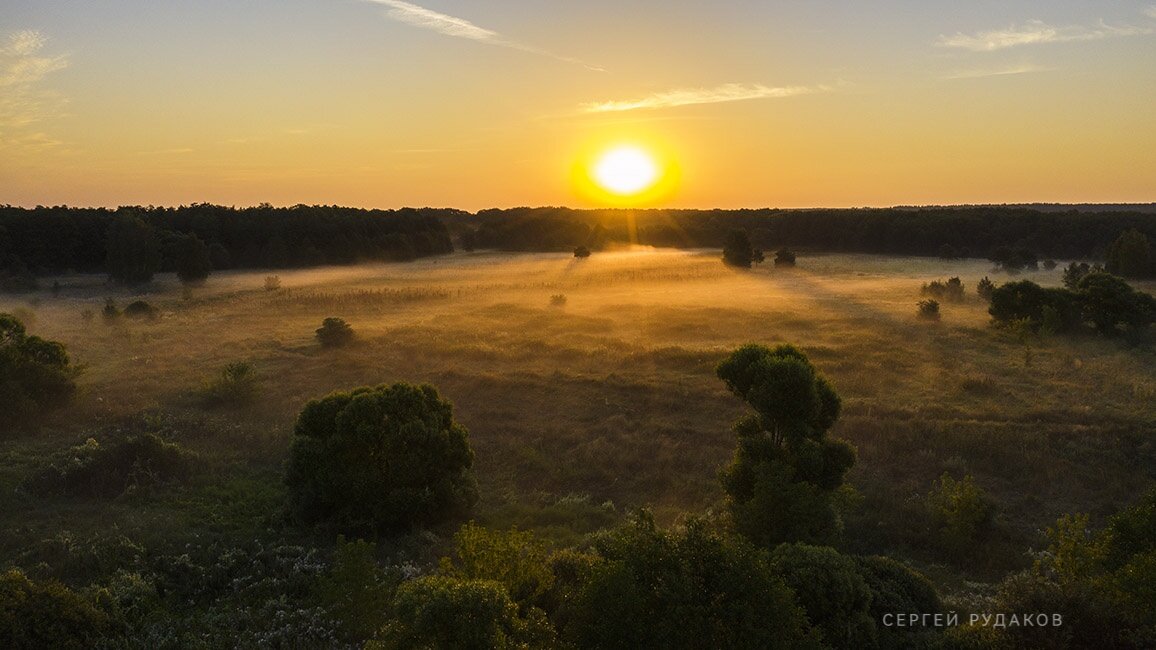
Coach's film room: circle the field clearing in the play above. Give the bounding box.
[3,250,1155,579]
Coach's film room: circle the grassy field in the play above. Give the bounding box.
[3,250,1155,588]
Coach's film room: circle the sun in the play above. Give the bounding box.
[591,146,660,196]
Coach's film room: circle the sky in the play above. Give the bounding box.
[2,1,1154,209]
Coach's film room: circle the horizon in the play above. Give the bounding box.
[3,2,1155,208]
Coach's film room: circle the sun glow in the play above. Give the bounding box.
[592,146,659,195]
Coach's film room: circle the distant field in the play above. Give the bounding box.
[3,250,1155,584]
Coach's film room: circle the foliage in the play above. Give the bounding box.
[1105,229,1152,278]
[440,524,554,613]
[573,245,591,258]
[987,280,1080,333]
[315,317,354,347]
[22,434,197,498]
[373,575,553,650]
[916,299,940,321]
[716,344,854,546]
[174,233,212,284]
[1075,272,1156,336]
[0,312,79,433]
[770,543,876,650]
[976,276,996,300]
[774,247,796,267]
[568,514,817,650]
[722,229,760,268]
[989,246,1038,273]
[1042,259,1057,271]
[549,294,567,307]
[101,299,120,322]
[264,275,281,291]
[926,473,995,560]
[0,569,113,650]
[1061,261,1103,290]
[200,362,258,406]
[921,277,964,301]
[313,536,398,643]
[854,555,942,650]
[123,300,159,320]
[105,214,162,286]
[285,383,478,532]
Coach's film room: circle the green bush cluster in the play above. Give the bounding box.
[0,312,79,433]
[921,277,965,302]
[989,273,1155,337]
[316,317,355,347]
[22,434,196,498]
[200,362,258,406]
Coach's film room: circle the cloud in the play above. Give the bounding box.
[0,30,69,152]
[944,63,1050,80]
[362,0,601,70]
[580,83,826,113]
[938,19,1152,51]
[1146,6,1156,20]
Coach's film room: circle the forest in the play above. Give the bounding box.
[1,208,1155,649]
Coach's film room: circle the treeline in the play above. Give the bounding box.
[451,206,1156,260]
[0,204,457,280]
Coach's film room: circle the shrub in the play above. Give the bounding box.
[988,280,1080,333]
[313,536,398,642]
[22,434,197,498]
[573,246,591,258]
[1075,272,1156,336]
[977,276,996,300]
[922,277,965,301]
[774,247,796,267]
[855,555,942,650]
[285,383,478,532]
[716,344,854,547]
[1062,262,1103,290]
[0,313,79,433]
[101,299,120,323]
[568,515,814,649]
[770,543,876,649]
[122,300,158,320]
[200,362,258,407]
[916,299,940,321]
[440,524,554,613]
[989,246,1038,273]
[315,317,354,347]
[549,294,567,307]
[0,568,113,650]
[927,473,995,560]
[264,275,281,291]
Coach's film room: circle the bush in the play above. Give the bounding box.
[573,246,591,258]
[549,294,567,307]
[122,300,158,320]
[855,555,942,650]
[989,246,1038,273]
[1075,272,1156,336]
[1062,262,1103,290]
[264,275,281,291]
[313,536,398,643]
[101,299,120,323]
[921,277,964,301]
[0,313,79,433]
[285,383,478,532]
[200,362,258,407]
[916,299,940,321]
[567,515,815,649]
[22,434,197,498]
[988,280,1080,333]
[716,344,854,547]
[770,543,876,649]
[0,569,113,650]
[926,473,995,561]
[1042,259,1058,271]
[315,317,354,347]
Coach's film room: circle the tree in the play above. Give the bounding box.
[770,544,876,650]
[567,514,818,650]
[1062,262,1103,290]
[987,280,1079,333]
[715,344,855,547]
[175,233,212,284]
[1105,229,1152,279]
[285,383,477,532]
[1076,272,1156,336]
[315,317,354,347]
[573,245,591,258]
[104,214,161,285]
[722,229,758,268]
[774,248,796,267]
[0,313,79,433]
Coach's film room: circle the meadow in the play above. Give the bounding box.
[3,249,1155,595]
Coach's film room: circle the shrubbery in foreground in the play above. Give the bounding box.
[0,312,79,433]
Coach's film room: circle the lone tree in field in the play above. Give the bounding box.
[175,233,213,285]
[722,229,762,268]
[104,214,161,286]
[716,344,855,547]
[316,317,354,347]
[0,313,79,433]
[286,383,477,532]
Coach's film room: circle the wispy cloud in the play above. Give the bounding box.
[0,30,69,152]
[1146,6,1156,20]
[361,0,602,70]
[580,83,827,113]
[944,62,1051,80]
[939,19,1152,51]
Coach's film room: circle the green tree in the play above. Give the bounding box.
[0,313,79,433]
[567,514,818,650]
[175,233,212,284]
[716,344,855,546]
[770,544,876,650]
[104,214,161,285]
[372,576,553,650]
[1076,272,1156,336]
[316,317,354,347]
[1105,229,1152,279]
[285,383,478,532]
[987,280,1080,333]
